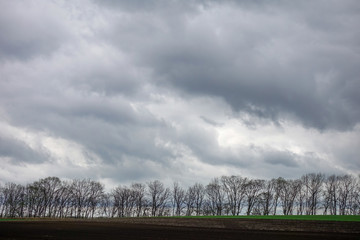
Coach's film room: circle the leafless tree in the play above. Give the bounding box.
[337,175,356,215]
[131,183,146,217]
[191,183,205,216]
[301,173,325,215]
[278,179,301,215]
[353,175,360,215]
[88,181,105,218]
[245,179,264,215]
[55,180,72,218]
[69,179,104,218]
[271,178,282,215]
[25,181,45,217]
[205,178,225,216]
[184,185,195,216]
[112,186,135,217]
[323,175,339,215]
[98,193,112,218]
[1,183,25,217]
[221,176,247,216]
[38,177,63,217]
[0,173,359,218]
[0,183,4,217]
[147,180,170,216]
[171,182,186,216]
[255,179,278,215]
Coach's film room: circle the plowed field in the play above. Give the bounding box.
[0,218,359,239]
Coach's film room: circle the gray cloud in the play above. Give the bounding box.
[0,135,48,164]
[0,1,71,61]
[102,0,360,130]
[263,150,298,168]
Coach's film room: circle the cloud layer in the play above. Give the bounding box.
[1,0,359,187]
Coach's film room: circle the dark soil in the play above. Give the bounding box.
[0,218,359,240]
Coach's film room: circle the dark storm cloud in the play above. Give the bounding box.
[101,0,360,130]
[263,150,298,168]
[200,116,223,127]
[93,0,212,12]
[0,133,50,164]
[0,1,70,61]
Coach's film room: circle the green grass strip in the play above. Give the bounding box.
[0,218,21,221]
[174,215,360,222]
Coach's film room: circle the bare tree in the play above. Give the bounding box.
[88,181,104,218]
[112,186,135,217]
[191,183,205,216]
[221,176,247,216]
[337,175,356,215]
[0,183,4,217]
[55,180,72,218]
[296,179,306,215]
[2,183,25,217]
[0,173,359,218]
[99,193,112,218]
[257,179,277,215]
[25,181,45,217]
[38,177,63,217]
[323,175,339,215]
[245,179,264,215]
[205,178,225,216]
[278,179,301,215]
[147,180,170,216]
[131,183,146,217]
[301,173,324,215]
[353,175,360,215]
[184,185,195,216]
[171,182,185,216]
[69,179,104,218]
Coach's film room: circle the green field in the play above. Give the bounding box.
[176,215,360,222]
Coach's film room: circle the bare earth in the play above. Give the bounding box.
[0,218,359,240]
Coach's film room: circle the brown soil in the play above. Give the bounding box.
[0,218,359,240]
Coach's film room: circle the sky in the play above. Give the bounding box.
[0,0,359,190]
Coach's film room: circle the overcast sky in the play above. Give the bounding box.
[1,0,359,189]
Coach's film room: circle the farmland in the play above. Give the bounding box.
[0,217,359,239]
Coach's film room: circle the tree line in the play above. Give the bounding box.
[0,173,359,218]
